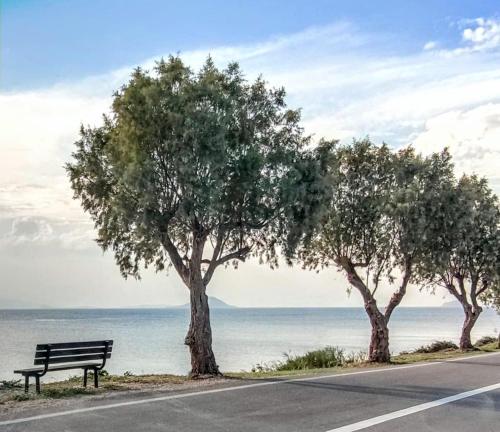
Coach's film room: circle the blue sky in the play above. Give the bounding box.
[1,1,500,307]
[2,0,499,90]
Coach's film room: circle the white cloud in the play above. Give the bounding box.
[0,89,109,223]
[440,17,500,57]
[423,41,438,51]
[0,216,95,250]
[413,103,500,189]
[462,17,500,48]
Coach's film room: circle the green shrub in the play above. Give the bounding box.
[250,347,367,373]
[12,393,32,402]
[0,379,22,389]
[413,340,458,353]
[276,347,346,371]
[475,336,496,346]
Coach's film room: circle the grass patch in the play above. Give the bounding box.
[43,371,187,390]
[41,387,95,399]
[11,393,33,402]
[392,340,499,364]
[475,341,499,352]
[0,372,189,405]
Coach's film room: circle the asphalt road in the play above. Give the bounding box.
[1,352,499,432]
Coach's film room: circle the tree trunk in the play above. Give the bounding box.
[459,307,481,350]
[365,300,391,363]
[497,331,500,349]
[184,279,220,377]
[343,262,392,363]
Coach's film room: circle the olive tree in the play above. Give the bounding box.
[434,175,500,350]
[296,140,456,362]
[66,56,309,376]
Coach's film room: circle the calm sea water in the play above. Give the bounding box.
[0,308,498,381]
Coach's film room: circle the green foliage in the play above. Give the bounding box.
[277,346,347,370]
[298,139,395,287]
[435,175,500,308]
[12,393,32,402]
[67,56,309,282]
[296,140,456,310]
[412,340,458,353]
[0,379,22,389]
[250,347,367,372]
[281,139,339,259]
[391,148,457,282]
[475,336,496,346]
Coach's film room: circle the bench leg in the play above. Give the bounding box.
[24,375,29,393]
[83,368,88,388]
[35,376,41,394]
[93,368,98,388]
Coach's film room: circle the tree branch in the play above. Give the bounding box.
[457,275,470,305]
[339,256,373,305]
[215,246,251,267]
[385,258,412,322]
[161,234,189,285]
[469,275,481,310]
[476,279,489,297]
[442,274,468,310]
[202,230,226,285]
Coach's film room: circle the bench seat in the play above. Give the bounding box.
[14,361,102,374]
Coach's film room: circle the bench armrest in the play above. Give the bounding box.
[96,341,111,371]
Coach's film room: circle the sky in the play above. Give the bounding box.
[1,0,500,308]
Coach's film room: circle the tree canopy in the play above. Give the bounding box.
[67,56,310,375]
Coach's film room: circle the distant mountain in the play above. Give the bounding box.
[441,300,462,308]
[441,300,496,313]
[173,296,236,309]
[0,296,236,309]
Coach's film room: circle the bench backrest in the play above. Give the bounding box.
[34,340,113,366]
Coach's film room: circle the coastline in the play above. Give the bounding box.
[1,342,498,416]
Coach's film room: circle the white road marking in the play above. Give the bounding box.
[325,382,500,432]
[0,351,498,426]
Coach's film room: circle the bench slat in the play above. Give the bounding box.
[35,346,113,358]
[36,340,113,350]
[34,353,111,365]
[15,362,102,374]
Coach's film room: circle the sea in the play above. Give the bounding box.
[0,307,498,381]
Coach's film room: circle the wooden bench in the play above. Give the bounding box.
[14,340,113,394]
